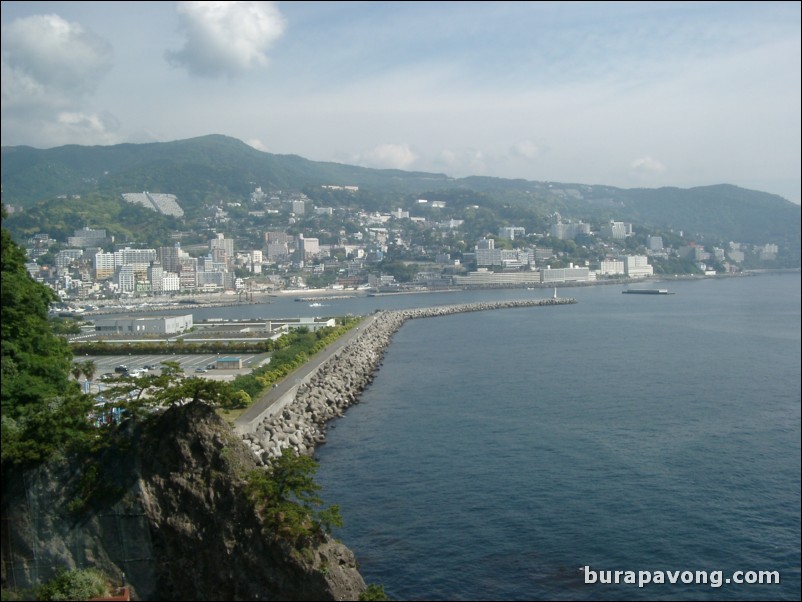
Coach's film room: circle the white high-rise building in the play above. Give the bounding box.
[623,255,653,278]
[600,221,632,240]
[162,273,180,292]
[599,260,625,276]
[115,265,136,292]
[94,252,117,279]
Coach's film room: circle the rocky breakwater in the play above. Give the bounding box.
[241,297,575,462]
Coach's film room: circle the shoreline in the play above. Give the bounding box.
[67,269,795,318]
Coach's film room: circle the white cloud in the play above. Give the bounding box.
[630,156,666,175]
[166,1,285,78]
[53,111,120,145]
[510,140,540,160]
[246,138,269,152]
[0,13,117,147]
[1,14,113,111]
[430,148,488,176]
[438,149,459,168]
[355,144,418,170]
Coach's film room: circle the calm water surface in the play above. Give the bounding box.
[312,274,801,601]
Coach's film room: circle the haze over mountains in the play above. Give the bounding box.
[2,134,799,250]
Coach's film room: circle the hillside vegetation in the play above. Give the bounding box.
[2,134,799,250]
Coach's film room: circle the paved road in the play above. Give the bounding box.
[235,313,380,427]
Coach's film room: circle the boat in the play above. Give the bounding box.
[622,289,672,295]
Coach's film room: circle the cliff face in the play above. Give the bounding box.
[1,402,365,601]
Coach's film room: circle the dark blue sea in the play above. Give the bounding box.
[308,274,801,601]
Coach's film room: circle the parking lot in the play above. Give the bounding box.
[80,352,271,384]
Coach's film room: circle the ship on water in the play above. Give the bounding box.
[622,288,673,295]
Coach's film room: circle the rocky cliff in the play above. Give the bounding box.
[1,402,366,600]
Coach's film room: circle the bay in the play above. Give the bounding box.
[311,273,801,601]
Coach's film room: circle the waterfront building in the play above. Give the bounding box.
[540,264,593,283]
[452,269,542,287]
[728,249,745,263]
[269,317,336,332]
[622,255,654,278]
[162,272,180,293]
[599,259,625,276]
[94,314,193,335]
[678,245,710,262]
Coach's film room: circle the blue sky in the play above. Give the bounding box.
[2,1,800,203]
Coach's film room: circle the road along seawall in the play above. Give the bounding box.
[238,297,576,463]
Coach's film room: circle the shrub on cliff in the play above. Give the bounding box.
[34,567,110,601]
[360,584,391,601]
[245,448,343,545]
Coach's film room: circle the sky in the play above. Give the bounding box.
[2,1,800,204]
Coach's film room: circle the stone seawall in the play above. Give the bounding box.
[240,297,575,463]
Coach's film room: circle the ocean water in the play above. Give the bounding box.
[312,274,801,601]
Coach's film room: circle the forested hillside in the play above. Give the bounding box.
[2,134,799,251]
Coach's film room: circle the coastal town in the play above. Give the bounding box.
[10,185,785,313]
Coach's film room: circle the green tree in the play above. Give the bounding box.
[1,209,94,471]
[80,359,97,383]
[360,584,390,601]
[49,316,82,335]
[71,363,84,382]
[246,449,343,544]
[34,567,110,601]
[101,361,240,417]
[376,260,418,283]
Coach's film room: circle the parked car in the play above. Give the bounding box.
[194,368,208,373]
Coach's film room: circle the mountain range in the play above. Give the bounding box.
[2,134,799,251]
